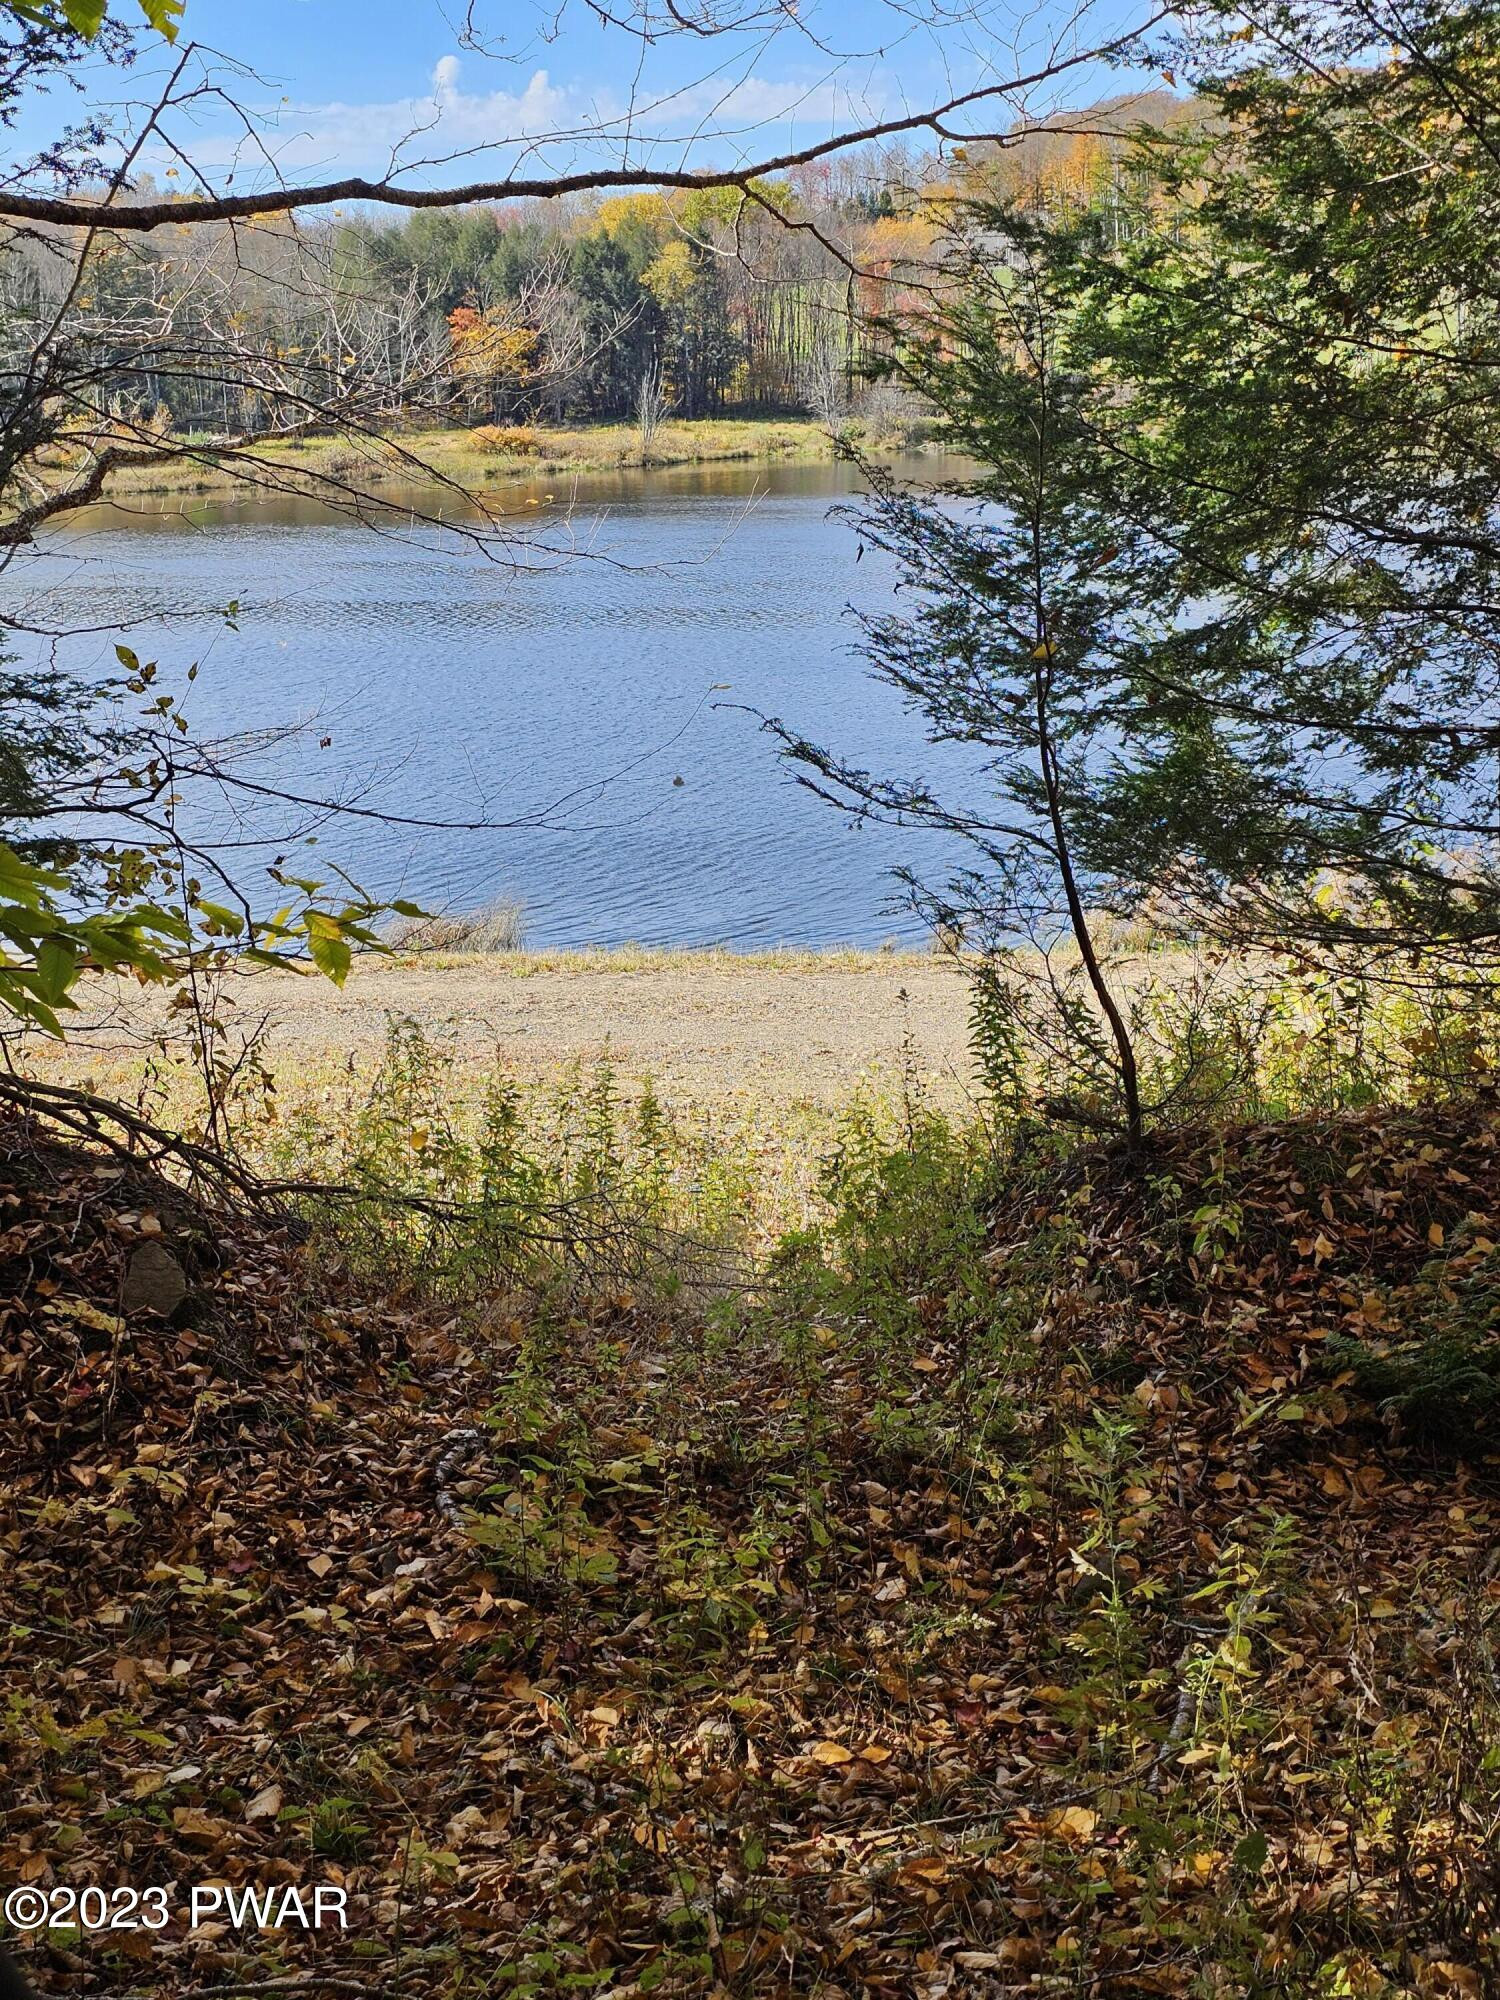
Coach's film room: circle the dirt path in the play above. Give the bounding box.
[57,951,976,1107]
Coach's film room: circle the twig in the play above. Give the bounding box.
[1149,1645,1200,1791]
[0,1072,283,1210]
[141,1982,379,2000]
[0,1074,610,1238]
[433,1428,487,1529]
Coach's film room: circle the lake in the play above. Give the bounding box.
[21,457,985,950]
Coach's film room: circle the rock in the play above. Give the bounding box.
[122,1240,188,1318]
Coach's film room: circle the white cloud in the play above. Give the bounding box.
[659,72,887,143]
[163,58,891,186]
[178,67,580,178]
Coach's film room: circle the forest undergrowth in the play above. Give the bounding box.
[3,968,1499,2000]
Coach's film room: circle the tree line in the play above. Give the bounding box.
[0,153,937,443]
[1,104,1194,455]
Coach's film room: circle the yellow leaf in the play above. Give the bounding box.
[856,1743,893,1764]
[1045,1805,1099,1841]
[44,1296,124,1336]
[810,1740,854,1765]
[1428,1221,1445,1246]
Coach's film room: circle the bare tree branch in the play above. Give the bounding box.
[0,20,1169,231]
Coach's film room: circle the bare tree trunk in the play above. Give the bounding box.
[1033,665,1145,1150]
[800,306,851,436]
[636,363,666,461]
[1026,312,1144,1152]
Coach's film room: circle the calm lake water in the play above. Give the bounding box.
[23,457,984,949]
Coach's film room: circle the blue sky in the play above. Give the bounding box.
[16,0,1160,192]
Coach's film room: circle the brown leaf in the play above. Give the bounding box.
[172,1807,232,1847]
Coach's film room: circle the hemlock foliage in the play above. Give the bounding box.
[778,0,1500,1142]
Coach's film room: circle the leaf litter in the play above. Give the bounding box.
[2,1097,1498,1997]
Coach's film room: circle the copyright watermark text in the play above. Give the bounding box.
[4,1883,348,1933]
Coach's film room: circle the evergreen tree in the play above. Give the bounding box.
[1068,0,1500,964]
[775,220,1159,1144]
[569,229,661,415]
[779,0,1500,1143]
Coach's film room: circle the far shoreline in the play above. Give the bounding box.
[52,415,942,510]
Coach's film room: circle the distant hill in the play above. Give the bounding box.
[959,88,1204,201]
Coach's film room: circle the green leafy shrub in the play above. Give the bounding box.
[277,1016,751,1313]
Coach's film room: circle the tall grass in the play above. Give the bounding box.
[962,942,1500,1145]
[247,950,1500,1374]
[384,895,526,954]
